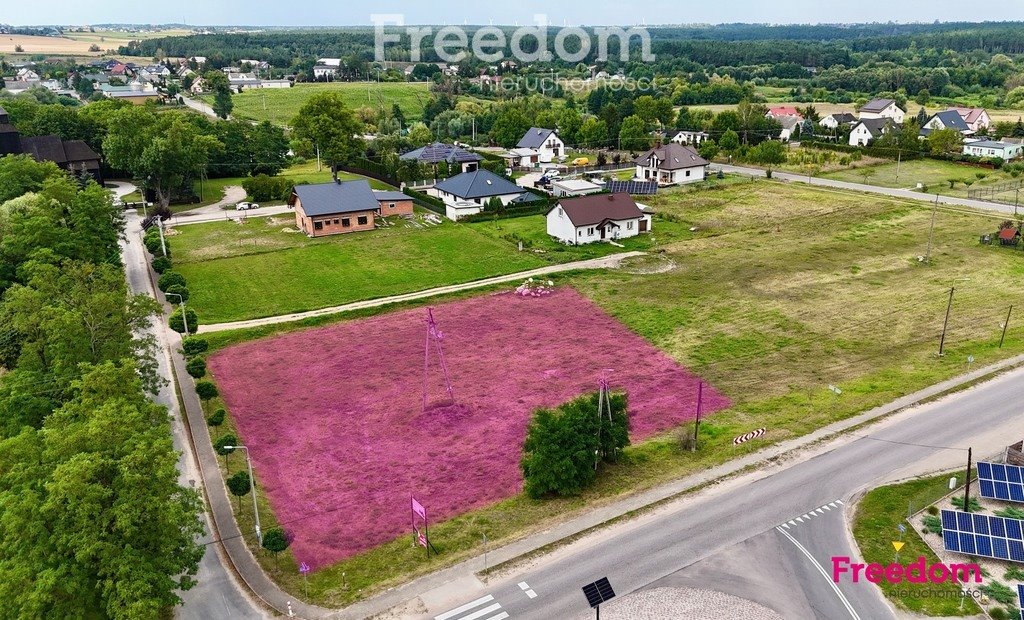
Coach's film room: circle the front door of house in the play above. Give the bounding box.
[639,219,648,232]
[600,225,606,240]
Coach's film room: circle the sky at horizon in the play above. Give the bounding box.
[4,1,1024,28]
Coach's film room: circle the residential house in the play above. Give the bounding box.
[189,56,208,66]
[820,113,857,129]
[859,98,905,123]
[290,179,413,237]
[777,115,802,141]
[634,142,709,186]
[0,106,102,182]
[189,77,206,95]
[516,127,565,164]
[922,110,972,135]
[766,106,803,121]
[99,80,160,104]
[670,130,710,146]
[1,81,34,95]
[950,107,991,133]
[313,58,342,80]
[259,79,292,89]
[16,68,40,82]
[546,193,652,245]
[551,178,604,198]
[502,147,541,168]
[430,169,524,220]
[963,140,1023,161]
[849,118,892,146]
[226,72,260,92]
[400,142,483,174]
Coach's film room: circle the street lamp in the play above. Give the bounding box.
[223,444,262,545]
[165,292,189,336]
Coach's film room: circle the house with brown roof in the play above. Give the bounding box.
[634,142,709,186]
[0,106,102,182]
[546,193,652,245]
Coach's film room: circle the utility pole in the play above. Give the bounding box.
[1000,305,1013,348]
[895,149,902,183]
[939,286,955,357]
[692,381,703,452]
[924,195,938,263]
[963,446,973,513]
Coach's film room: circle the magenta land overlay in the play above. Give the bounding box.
[208,288,730,569]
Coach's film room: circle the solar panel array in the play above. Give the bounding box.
[1017,584,1024,620]
[603,180,659,195]
[941,509,1024,563]
[978,461,1024,503]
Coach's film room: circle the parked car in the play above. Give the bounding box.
[571,157,590,166]
[235,202,259,211]
[545,170,562,180]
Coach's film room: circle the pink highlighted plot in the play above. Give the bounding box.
[208,288,729,568]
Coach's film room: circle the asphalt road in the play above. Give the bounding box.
[719,163,1017,215]
[429,366,1024,620]
[120,212,267,619]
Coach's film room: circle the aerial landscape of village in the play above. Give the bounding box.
[6,2,1024,619]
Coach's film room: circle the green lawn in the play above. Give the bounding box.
[203,82,432,126]
[853,474,981,616]
[194,180,1024,607]
[171,216,550,323]
[822,159,1018,198]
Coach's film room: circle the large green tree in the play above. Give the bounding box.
[618,115,650,151]
[290,92,366,166]
[203,70,234,119]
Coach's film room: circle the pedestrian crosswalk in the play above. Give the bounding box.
[434,594,509,620]
[779,499,843,529]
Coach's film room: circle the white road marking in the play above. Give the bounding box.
[776,527,861,620]
[795,517,804,522]
[435,595,495,620]
[782,523,790,529]
[789,520,796,526]
[518,582,529,590]
[525,589,537,599]
[484,614,509,620]
[830,502,838,508]
[459,603,503,620]
[822,504,831,510]
[836,499,844,505]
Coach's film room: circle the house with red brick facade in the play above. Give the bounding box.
[290,180,414,237]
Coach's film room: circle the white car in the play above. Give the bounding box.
[235,202,259,211]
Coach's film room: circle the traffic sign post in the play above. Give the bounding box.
[299,562,310,599]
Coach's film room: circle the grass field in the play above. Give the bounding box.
[192,179,1024,606]
[203,82,432,126]
[853,474,981,616]
[823,159,1019,198]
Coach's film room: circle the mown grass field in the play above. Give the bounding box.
[194,179,1024,607]
[823,159,1019,198]
[853,474,981,616]
[205,82,432,126]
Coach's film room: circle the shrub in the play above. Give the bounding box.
[164,284,189,303]
[521,391,630,498]
[226,470,251,509]
[921,514,942,534]
[181,336,209,356]
[261,527,291,560]
[207,407,226,426]
[991,607,1008,620]
[151,256,171,273]
[186,357,207,378]
[995,506,1024,520]
[981,581,1016,605]
[213,433,237,456]
[169,307,198,334]
[158,271,186,292]
[927,505,939,515]
[951,495,982,512]
[242,173,294,203]
[1004,566,1024,581]
[195,380,219,401]
[144,234,164,255]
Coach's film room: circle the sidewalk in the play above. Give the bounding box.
[197,251,646,333]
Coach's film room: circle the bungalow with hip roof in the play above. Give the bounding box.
[289,179,413,237]
[634,142,709,186]
[949,107,991,133]
[400,142,483,174]
[858,98,905,123]
[516,127,565,163]
[430,169,524,220]
[546,193,652,245]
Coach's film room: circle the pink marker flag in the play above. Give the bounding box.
[412,497,426,520]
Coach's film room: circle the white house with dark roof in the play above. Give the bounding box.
[546,193,652,245]
[820,113,858,129]
[430,169,525,220]
[858,98,905,124]
[634,142,709,186]
[923,110,972,135]
[516,127,564,163]
[849,118,892,146]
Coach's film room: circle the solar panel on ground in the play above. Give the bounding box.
[978,461,1024,503]
[603,180,658,195]
[941,509,1024,563]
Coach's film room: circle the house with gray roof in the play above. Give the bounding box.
[922,110,972,135]
[516,127,565,163]
[400,142,483,173]
[849,118,893,146]
[289,179,414,237]
[633,142,709,186]
[858,98,905,124]
[431,169,524,220]
[963,140,1023,162]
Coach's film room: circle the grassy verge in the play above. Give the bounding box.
[823,158,1018,198]
[852,474,982,616]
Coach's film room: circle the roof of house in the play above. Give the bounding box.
[551,179,603,192]
[372,190,411,201]
[767,106,802,119]
[0,105,8,123]
[19,135,69,164]
[516,127,558,149]
[400,142,484,164]
[62,140,100,165]
[999,228,1019,240]
[778,115,802,130]
[861,98,897,113]
[854,118,891,137]
[951,107,987,124]
[827,113,858,123]
[2,81,35,91]
[434,169,523,199]
[634,143,709,171]
[293,180,381,216]
[549,193,643,228]
[966,140,1017,150]
[930,110,970,132]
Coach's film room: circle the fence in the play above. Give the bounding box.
[968,180,1024,205]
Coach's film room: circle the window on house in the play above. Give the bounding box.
[587,227,595,235]
[685,170,691,177]
[314,221,323,231]
[342,218,351,227]
[627,221,633,230]
[388,203,396,209]
[357,216,368,225]
[333,219,339,224]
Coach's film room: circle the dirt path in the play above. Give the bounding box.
[176,185,247,216]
